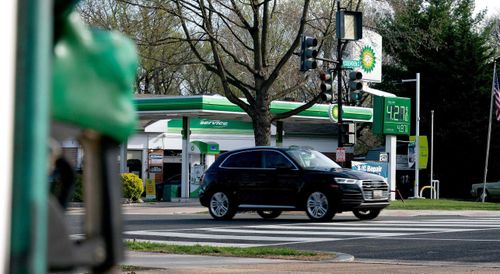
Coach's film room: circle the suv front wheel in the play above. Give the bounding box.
[305,191,335,221]
[352,209,381,220]
[209,191,236,220]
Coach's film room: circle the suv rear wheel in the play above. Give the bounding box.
[305,191,335,221]
[209,191,236,220]
[257,210,282,219]
[352,209,381,220]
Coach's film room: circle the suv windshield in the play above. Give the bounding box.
[285,148,341,170]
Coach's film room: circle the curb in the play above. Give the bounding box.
[330,252,355,262]
[124,251,355,270]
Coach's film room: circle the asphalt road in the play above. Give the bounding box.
[119,211,500,264]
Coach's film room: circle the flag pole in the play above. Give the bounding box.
[482,59,497,202]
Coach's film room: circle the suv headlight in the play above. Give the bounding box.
[334,178,360,185]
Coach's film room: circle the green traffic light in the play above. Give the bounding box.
[350,91,362,102]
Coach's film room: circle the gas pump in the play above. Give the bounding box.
[8,0,139,273]
[189,141,219,197]
[47,1,139,272]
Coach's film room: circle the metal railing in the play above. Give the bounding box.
[419,180,440,199]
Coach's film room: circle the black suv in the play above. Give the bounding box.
[199,146,390,221]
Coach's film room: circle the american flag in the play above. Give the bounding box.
[494,64,500,121]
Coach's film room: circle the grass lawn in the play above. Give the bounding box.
[388,198,500,210]
[126,241,335,261]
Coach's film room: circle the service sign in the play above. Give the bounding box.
[373,96,411,136]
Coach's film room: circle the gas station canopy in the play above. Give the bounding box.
[132,95,375,199]
[134,95,332,128]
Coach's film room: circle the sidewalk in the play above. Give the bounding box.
[69,199,500,217]
[110,199,500,217]
[124,251,354,271]
[122,259,500,274]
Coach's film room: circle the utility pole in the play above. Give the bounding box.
[336,0,343,148]
[401,73,420,198]
[415,73,420,198]
[430,110,434,189]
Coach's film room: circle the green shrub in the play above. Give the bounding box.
[49,172,83,202]
[121,173,144,201]
[72,174,83,202]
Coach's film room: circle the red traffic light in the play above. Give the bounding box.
[319,71,331,81]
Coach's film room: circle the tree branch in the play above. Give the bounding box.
[262,0,311,92]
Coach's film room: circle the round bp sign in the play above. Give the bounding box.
[329,104,339,123]
[347,29,382,83]
[328,104,374,123]
[360,46,376,73]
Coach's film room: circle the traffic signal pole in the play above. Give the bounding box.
[304,0,361,149]
[336,0,343,148]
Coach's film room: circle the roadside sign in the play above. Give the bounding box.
[409,136,428,169]
[351,161,388,179]
[347,29,382,82]
[373,96,411,136]
[379,152,388,162]
[145,179,156,200]
[342,59,361,69]
[336,147,346,162]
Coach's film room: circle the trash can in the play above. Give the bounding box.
[163,184,172,202]
[170,184,179,198]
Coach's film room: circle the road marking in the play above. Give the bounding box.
[245,224,464,232]
[200,227,413,237]
[378,236,500,242]
[123,217,500,248]
[125,230,340,242]
[311,222,500,228]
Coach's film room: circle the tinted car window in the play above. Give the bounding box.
[262,151,295,169]
[220,151,261,168]
[285,148,341,170]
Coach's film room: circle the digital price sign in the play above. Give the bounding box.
[373,96,411,135]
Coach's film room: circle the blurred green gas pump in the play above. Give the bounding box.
[9,0,138,273]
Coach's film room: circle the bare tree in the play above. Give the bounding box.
[166,0,344,145]
[79,0,197,95]
[81,0,367,145]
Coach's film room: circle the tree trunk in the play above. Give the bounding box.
[252,111,272,146]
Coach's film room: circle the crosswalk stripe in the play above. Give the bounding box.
[125,230,340,242]
[375,220,500,224]
[378,237,500,242]
[310,222,500,228]
[200,227,416,237]
[245,224,467,232]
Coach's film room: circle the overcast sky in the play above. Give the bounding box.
[475,0,500,17]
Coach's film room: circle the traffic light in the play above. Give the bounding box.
[349,70,363,103]
[319,70,333,102]
[300,35,318,72]
[341,123,356,146]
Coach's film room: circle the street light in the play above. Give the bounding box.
[401,73,420,198]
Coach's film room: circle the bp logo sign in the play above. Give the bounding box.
[348,29,382,82]
[360,46,376,73]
